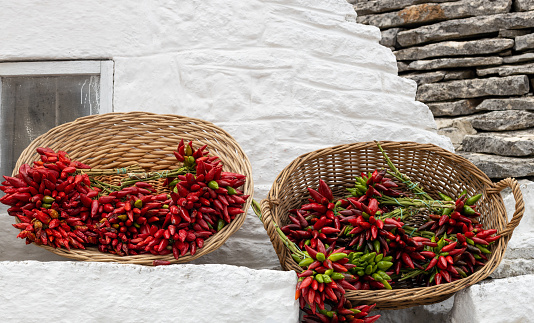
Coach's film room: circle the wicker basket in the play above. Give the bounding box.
[12,112,254,265]
[260,141,524,309]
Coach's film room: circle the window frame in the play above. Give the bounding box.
[0,60,114,113]
[0,60,113,180]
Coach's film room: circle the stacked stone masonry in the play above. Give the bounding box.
[351,0,534,179]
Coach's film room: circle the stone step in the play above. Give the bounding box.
[427,99,481,116]
[450,275,534,323]
[357,0,511,30]
[403,56,502,72]
[477,62,534,77]
[461,130,534,156]
[395,38,513,61]
[397,11,534,47]
[493,179,534,278]
[0,261,298,322]
[515,32,534,51]
[476,97,534,111]
[458,152,534,178]
[416,75,530,102]
[469,110,534,131]
[351,0,462,16]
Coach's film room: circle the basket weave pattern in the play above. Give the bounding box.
[260,141,524,309]
[13,112,254,265]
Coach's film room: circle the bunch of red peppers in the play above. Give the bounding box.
[275,144,501,323]
[0,140,248,263]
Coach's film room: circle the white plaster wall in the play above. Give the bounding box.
[0,0,452,270]
[0,261,298,323]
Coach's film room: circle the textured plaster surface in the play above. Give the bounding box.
[0,0,451,268]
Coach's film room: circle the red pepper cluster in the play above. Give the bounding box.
[411,193,501,286]
[1,140,248,262]
[281,169,502,323]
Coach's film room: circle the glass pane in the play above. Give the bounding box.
[0,75,99,210]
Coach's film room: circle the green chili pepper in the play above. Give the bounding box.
[43,196,55,204]
[162,204,169,209]
[465,194,482,206]
[315,274,324,283]
[463,205,476,216]
[118,214,127,221]
[438,237,446,250]
[373,240,381,253]
[356,270,365,276]
[331,273,344,280]
[372,273,383,282]
[325,269,333,276]
[216,219,225,231]
[323,275,332,283]
[185,145,193,156]
[298,257,314,267]
[315,252,326,262]
[442,207,453,216]
[429,272,437,284]
[377,261,393,271]
[328,253,347,262]
[383,256,393,262]
[42,203,51,209]
[226,186,237,195]
[184,156,195,167]
[292,254,302,263]
[378,270,391,281]
[133,222,140,229]
[208,180,219,190]
[382,280,392,290]
[474,254,482,260]
[361,252,376,263]
[365,265,373,275]
[168,179,179,187]
[438,192,454,201]
[466,238,474,245]
[304,239,311,246]
[439,252,449,257]
[477,245,492,254]
[173,186,179,194]
[375,254,383,262]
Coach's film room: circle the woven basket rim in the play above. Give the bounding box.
[260,140,525,309]
[11,111,254,265]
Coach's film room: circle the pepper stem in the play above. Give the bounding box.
[375,141,433,200]
[252,199,306,260]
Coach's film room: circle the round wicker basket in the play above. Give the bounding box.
[12,112,254,265]
[260,141,524,309]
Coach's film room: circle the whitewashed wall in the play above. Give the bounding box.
[0,0,457,321]
[0,0,451,269]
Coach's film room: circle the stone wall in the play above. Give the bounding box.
[351,0,534,179]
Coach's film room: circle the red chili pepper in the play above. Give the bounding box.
[317,179,333,202]
[401,252,414,269]
[438,256,448,270]
[471,237,489,245]
[486,235,501,243]
[441,241,457,253]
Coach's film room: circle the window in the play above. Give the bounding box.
[0,61,113,209]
